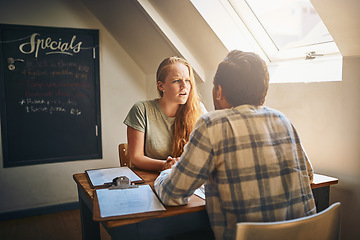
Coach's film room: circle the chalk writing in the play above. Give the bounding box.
[19,33,82,58]
[19,98,77,106]
[19,98,82,116]
[25,106,67,114]
[17,56,91,116]
[17,56,92,117]
[25,90,53,97]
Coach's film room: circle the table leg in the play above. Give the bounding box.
[312,186,330,212]
[78,186,101,240]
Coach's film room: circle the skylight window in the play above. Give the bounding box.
[227,0,340,61]
[244,0,332,49]
[191,0,342,83]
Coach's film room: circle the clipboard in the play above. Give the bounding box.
[93,185,166,221]
[85,167,144,188]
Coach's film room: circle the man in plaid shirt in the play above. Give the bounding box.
[154,50,316,240]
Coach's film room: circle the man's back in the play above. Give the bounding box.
[200,105,316,239]
[155,105,316,240]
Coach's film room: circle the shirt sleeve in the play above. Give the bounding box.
[154,117,215,206]
[123,101,146,132]
[291,124,314,183]
[304,150,314,183]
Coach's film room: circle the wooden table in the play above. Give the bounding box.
[311,173,338,212]
[73,170,338,240]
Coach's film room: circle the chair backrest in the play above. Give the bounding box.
[118,143,131,167]
[235,202,341,240]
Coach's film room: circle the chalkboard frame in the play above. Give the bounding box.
[0,24,102,168]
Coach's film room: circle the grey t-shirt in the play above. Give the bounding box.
[124,99,175,160]
[124,99,207,160]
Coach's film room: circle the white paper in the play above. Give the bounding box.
[86,167,142,187]
[194,185,205,199]
[96,185,165,218]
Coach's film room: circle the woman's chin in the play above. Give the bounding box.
[178,99,188,105]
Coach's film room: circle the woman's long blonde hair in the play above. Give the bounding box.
[156,57,202,157]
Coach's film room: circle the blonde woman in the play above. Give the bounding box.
[124,57,206,171]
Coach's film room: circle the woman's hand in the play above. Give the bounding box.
[162,156,179,170]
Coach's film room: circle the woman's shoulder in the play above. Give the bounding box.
[132,99,158,110]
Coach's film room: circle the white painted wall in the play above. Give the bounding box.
[270,57,360,240]
[0,0,146,213]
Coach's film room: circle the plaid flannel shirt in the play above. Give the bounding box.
[155,105,316,240]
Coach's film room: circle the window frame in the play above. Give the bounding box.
[227,0,340,61]
[191,0,343,83]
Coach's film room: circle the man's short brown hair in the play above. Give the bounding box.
[214,50,269,106]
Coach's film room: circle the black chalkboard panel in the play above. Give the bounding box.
[0,24,102,167]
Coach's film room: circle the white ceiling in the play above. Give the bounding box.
[83,0,177,75]
[311,0,360,58]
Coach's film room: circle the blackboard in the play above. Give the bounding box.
[0,24,102,167]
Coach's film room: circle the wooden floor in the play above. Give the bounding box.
[0,209,215,240]
[0,209,111,240]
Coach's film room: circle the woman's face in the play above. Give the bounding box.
[158,62,192,105]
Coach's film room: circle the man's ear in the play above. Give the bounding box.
[216,85,223,100]
[215,85,232,109]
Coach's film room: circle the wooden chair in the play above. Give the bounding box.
[118,143,132,167]
[235,202,341,240]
